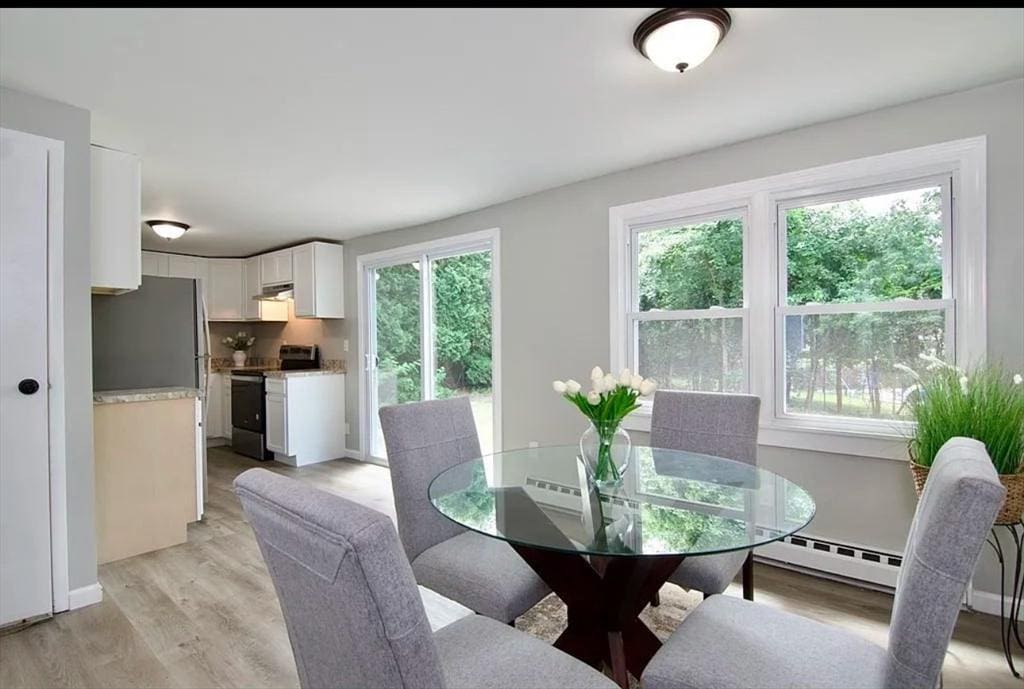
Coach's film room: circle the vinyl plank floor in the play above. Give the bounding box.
[1,446,1018,689]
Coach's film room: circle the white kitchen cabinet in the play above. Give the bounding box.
[167,254,208,282]
[206,259,245,320]
[141,251,169,277]
[260,249,293,286]
[292,242,344,319]
[244,257,287,322]
[242,257,260,320]
[265,392,288,454]
[91,145,142,294]
[205,373,223,439]
[265,374,345,466]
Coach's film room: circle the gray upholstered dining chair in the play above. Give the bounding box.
[642,437,1005,689]
[650,390,761,600]
[379,396,550,623]
[234,468,617,689]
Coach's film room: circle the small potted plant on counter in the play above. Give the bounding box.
[222,331,256,367]
[900,355,1024,524]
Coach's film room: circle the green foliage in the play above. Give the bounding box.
[374,252,492,403]
[906,363,1024,475]
[635,188,946,418]
[638,219,744,311]
[786,190,942,305]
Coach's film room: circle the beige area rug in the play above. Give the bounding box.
[516,585,705,687]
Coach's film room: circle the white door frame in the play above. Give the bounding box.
[356,228,502,463]
[1,128,68,614]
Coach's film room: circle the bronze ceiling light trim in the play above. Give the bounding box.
[633,8,732,73]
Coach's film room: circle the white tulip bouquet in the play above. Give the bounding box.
[553,367,657,484]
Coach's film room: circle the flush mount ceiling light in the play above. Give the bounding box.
[146,219,190,240]
[633,8,731,73]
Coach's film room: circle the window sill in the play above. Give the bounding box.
[621,410,910,462]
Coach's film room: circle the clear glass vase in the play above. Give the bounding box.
[579,421,631,488]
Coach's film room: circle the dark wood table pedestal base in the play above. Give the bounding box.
[512,544,685,689]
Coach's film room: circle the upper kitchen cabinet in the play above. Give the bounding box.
[243,257,287,321]
[141,251,169,277]
[91,145,141,294]
[293,242,344,319]
[260,249,293,286]
[167,254,209,284]
[206,259,245,321]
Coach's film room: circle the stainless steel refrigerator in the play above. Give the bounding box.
[92,275,206,390]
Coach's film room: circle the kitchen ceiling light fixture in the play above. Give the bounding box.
[633,8,731,73]
[146,219,190,240]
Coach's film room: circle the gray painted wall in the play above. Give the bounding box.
[339,78,1024,596]
[0,87,98,590]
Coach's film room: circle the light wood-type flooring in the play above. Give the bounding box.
[0,446,1019,688]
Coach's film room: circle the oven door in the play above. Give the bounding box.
[231,375,264,433]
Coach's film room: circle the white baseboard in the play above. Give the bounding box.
[343,447,364,461]
[206,437,228,448]
[67,583,103,610]
[968,589,1024,621]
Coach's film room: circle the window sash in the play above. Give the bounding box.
[630,208,748,313]
[627,208,749,394]
[627,309,749,394]
[772,300,955,426]
[777,174,954,306]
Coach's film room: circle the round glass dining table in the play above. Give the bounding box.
[428,445,815,688]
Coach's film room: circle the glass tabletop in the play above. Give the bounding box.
[428,445,815,558]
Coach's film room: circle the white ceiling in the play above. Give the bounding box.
[2,8,1022,256]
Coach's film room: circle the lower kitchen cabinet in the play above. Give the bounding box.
[265,392,287,454]
[265,373,345,466]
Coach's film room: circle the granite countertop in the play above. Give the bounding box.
[210,358,345,375]
[263,369,345,379]
[94,386,200,405]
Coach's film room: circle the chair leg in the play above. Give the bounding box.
[650,591,660,607]
[742,552,754,601]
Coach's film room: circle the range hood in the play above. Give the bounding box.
[253,282,294,301]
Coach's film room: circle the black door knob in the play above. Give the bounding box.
[18,379,40,395]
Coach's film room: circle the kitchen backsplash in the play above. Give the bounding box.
[209,300,345,360]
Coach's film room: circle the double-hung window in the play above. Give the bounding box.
[628,209,748,394]
[610,137,985,458]
[776,177,953,430]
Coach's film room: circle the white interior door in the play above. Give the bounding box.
[0,128,55,626]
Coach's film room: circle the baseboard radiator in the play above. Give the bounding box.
[754,532,902,591]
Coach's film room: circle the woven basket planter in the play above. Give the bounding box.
[910,461,1024,525]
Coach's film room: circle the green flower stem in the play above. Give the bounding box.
[592,420,622,482]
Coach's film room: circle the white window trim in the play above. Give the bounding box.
[609,137,986,461]
[356,228,502,463]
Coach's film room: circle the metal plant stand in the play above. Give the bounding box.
[985,520,1023,678]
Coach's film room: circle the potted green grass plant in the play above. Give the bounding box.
[901,357,1024,524]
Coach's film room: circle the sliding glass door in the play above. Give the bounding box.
[363,231,499,462]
